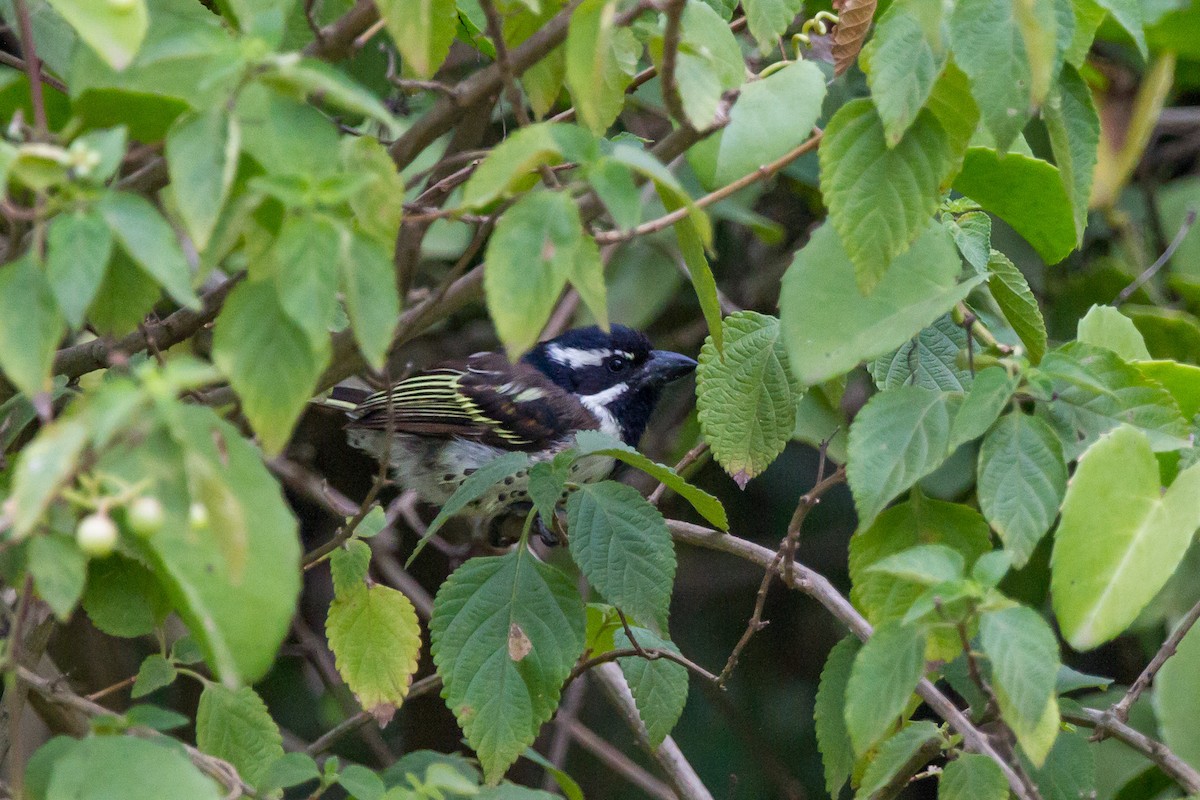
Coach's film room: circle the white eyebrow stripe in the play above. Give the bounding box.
[578,383,628,438]
[547,345,609,368]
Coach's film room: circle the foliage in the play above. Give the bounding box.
[2,0,1200,798]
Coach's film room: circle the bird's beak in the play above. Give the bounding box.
[642,350,698,386]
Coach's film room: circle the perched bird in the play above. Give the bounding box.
[330,325,697,538]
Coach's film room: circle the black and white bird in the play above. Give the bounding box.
[330,325,697,531]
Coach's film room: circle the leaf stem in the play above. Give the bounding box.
[11,0,48,139]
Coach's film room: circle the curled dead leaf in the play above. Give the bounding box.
[832,0,878,77]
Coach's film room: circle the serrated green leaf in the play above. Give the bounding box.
[377,0,457,78]
[45,0,147,70]
[45,208,112,328]
[948,366,1019,450]
[615,626,688,747]
[855,720,942,800]
[1076,304,1152,361]
[96,191,200,309]
[260,59,399,135]
[865,544,965,586]
[844,622,926,755]
[1043,65,1099,242]
[696,312,799,487]
[196,684,285,787]
[165,108,239,252]
[28,534,87,620]
[340,231,400,372]
[980,606,1060,765]
[861,0,946,144]
[273,213,340,349]
[943,211,991,273]
[870,314,971,391]
[1026,729,1096,800]
[10,417,88,537]
[654,0,744,129]
[1032,342,1189,460]
[131,654,177,699]
[259,752,321,792]
[87,249,163,336]
[1094,0,1147,55]
[986,251,1047,364]
[0,254,66,400]
[780,222,985,386]
[567,481,675,631]
[741,0,803,52]
[565,0,639,134]
[953,149,1077,265]
[571,431,727,529]
[463,124,593,209]
[1052,425,1200,650]
[339,764,386,800]
[125,703,190,731]
[38,734,221,800]
[847,386,960,528]
[340,136,405,244]
[330,539,372,596]
[327,582,422,718]
[430,548,586,782]
[82,555,172,638]
[939,753,1008,800]
[819,98,956,292]
[949,0,1035,151]
[212,280,327,455]
[815,636,860,797]
[977,413,1067,567]
[657,187,723,353]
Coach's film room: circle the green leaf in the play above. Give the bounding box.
[847,386,960,528]
[272,213,340,349]
[45,0,147,70]
[741,0,802,52]
[844,622,926,755]
[986,251,1047,364]
[567,481,675,631]
[855,720,942,800]
[339,764,386,800]
[1094,0,1147,56]
[1026,729,1096,800]
[814,636,860,797]
[1076,304,1152,361]
[571,431,728,529]
[861,0,946,144]
[564,233,608,330]
[330,540,372,596]
[165,108,239,253]
[565,0,639,134]
[45,208,112,328]
[947,366,1019,450]
[377,0,457,78]
[819,98,957,292]
[340,231,400,372]
[87,250,163,336]
[691,60,825,189]
[260,59,399,136]
[1152,621,1200,770]
[0,254,66,399]
[696,311,799,488]
[28,534,87,620]
[82,555,171,638]
[327,582,422,718]
[979,606,1060,765]
[10,417,88,537]
[1136,360,1200,419]
[655,0,744,129]
[939,753,1008,800]
[340,136,405,245]
[430,547,586,782]
[615,626,688,747]
[196,684,285,788]
[953,149,1077,265]
[96,191,200,309]
[131,653,177,699]
[125,703,189,731]
[38,735,221,800]
[1052,425,1200,650]
[977,413,1067,568]
[949,0,1034,151]
[1032,342,1190,460]
[657,186,723,353]
[212,279,328,455]
[463,124,594,209]
[780,222,985,386]
[865,544,965,586]
[870,314,971,391]
[1042,65,1099,242]
[943,211,991,273]
[1054,665,1111,694]
[259,752,321,793]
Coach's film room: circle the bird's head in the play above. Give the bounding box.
[522,325,697,444]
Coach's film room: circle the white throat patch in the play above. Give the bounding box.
[578,382,628,438]
[547,345,609,368]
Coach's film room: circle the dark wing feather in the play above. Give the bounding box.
[345,353,597,451]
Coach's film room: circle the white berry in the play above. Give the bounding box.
[76,513,118,557]
[189,502,209,529]
[127,497,165,537]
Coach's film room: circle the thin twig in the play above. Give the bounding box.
[85,674,137,702]
[565,719,677,800]
[0,50,66,94]
[1109,595,1200,725]
[648,442,709,506]
[659,0,689,129]
[1064,706,1200,795]
[479,0,532,128]
[1117,208,1198,304]
[593,129,823,243]
[304,675,442,756]
[12,0,48,138]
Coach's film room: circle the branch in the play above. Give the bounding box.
[1063,706,1200,795]
[1116,208,1198,304]
[479,0,533,128]
[593,662,715,800]
[303,0,379,60]
[666,519,1041,800]
[0,50,66,94]
[12,0,48,138]
[1109,595,1200,725]
[565,718,677,800]
[658,0,689,129]
[304,675,442,756]
[593,128,823,243]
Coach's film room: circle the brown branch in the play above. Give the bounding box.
[593,128,823,244]
[1063,706,1200,795]
[304,675,442,756]
[1116,208,1198,305]
[12,0,48,137]
[0,50,66,94]
[303,0,378,60]
[567,646,717,687]
[565,718,677,800]
[479,0,533,128]
[648,441,709,507]
[658,0,689,129]
[1109,596,1200,725]
[666,518,1041,800]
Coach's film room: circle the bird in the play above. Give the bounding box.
[329,325,698,542]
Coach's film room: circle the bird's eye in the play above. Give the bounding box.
[607,356,628,373]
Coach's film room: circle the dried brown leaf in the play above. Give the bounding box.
[832,0,877,76]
